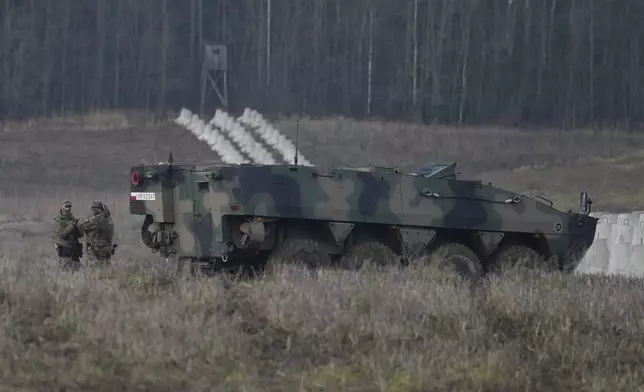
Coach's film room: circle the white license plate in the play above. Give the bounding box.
[131,192,156,201]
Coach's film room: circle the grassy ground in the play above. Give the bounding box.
[1,257,644,391]
[2,109,644,390]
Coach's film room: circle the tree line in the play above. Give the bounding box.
[1,0,643,128]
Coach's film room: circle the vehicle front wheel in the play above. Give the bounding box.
[489,244,553,275]
[426,242,483,285]
[264,238,332,276]
[338,237,400,270]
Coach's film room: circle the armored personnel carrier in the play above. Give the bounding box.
[129,156,597,279]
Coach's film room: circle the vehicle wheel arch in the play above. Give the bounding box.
[490,232,553,260]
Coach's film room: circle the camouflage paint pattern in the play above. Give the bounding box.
[129,161,597,269]
[76,205,116,265]
[52,208,83,248]
[52,206,84,270]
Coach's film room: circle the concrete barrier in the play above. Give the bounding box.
[576,211,644,276]
[629,244,644,277]
[578,238,610,274]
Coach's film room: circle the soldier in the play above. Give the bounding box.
[52,200,84,271]
[75,200,117,266]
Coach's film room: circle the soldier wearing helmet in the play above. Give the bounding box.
[52,200,84,270]
[75,200,117,266]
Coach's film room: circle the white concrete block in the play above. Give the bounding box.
[580,238,610,274]
[628,244,644,277]
[595,221,611,240]
[602,213,618,225]
[608,234,633,276]
[628,212,641,228]
[632,212,644,245]
[572,211,644,276]
[609,223,633,248]
[631,219,644,245]
[595,220,611,240]
[617,213,633,226]
[596,213,616,240]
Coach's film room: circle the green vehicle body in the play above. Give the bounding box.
[129,158,597,274]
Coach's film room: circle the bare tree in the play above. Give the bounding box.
[0,0,644,128]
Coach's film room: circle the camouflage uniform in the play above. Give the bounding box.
[76,201,116,266]
[52,200,84,271]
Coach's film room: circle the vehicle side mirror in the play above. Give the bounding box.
[579,192,592,215]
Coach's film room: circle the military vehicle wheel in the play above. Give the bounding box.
[265,238,332,274]
[175,257,192,277]
[338,238,400,270]
[489,244,552,274]
[427,242,483,283]
[174,257,216,278]
[194,263,219,277]
[560,243,589,273]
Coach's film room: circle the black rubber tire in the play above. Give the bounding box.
[338,238,400,270]
[175,257,192,277]
[489,244,552,275]
[560,243,590,273]
[174,257,214,278]
[191,262,216,277]
[265,238,332,274]
[428,242,483,284]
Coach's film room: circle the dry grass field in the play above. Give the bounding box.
[1,110,644,390]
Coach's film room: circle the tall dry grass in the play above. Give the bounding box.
[0,186,641,391]
[2,111,644,390]
[0,255,643,391]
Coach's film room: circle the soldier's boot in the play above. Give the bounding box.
[95,257,111,267]
[58,257,80,272]
[86,248,111,268]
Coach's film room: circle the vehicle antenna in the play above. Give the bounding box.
[294,116,300,165]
